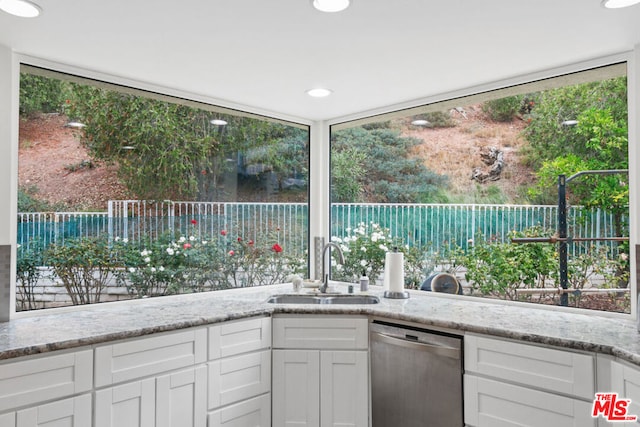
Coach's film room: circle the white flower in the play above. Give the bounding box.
[202,241,208,245]
[379,244,389,252]
[620,253,629,261]
[360,246,367,252]
[150,267,156,273]
[122,238,129,243]
[140,250,148,256]
[144,257,151,263]
[114,236,120,242]
[179,236,186,243]
[331,236,342,243]
[371,234,379,242]
[360,259,367,267]
[166,248,175,255]
[159,266,165,272]
[336,264,343,271]
[128,267,136,273]
[189,236,195,241]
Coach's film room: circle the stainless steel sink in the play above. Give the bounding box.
[267,294,380,305]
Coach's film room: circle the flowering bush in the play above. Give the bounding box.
[114,223,305,297]
[221,231,305,288]
[331,222,402,283]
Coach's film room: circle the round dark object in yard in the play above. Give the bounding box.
[420,273,461,294]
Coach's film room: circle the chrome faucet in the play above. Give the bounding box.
[320,242,345,293]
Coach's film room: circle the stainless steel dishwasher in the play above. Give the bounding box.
[370,320,463,427]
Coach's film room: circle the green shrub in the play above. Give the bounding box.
[482,96,522,122]
[45,236,115,304]
[16,241,45,311]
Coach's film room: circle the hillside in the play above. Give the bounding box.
[402,105,534,203]
[18,113,130,211]
[18,108,536,211]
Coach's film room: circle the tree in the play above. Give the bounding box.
[68,84,307,201]
[19,73,71,116]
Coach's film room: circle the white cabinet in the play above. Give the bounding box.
[595,355,640,426]
[0,348,93,427]
[208,317,271,427]
[95,378,155,427]
[464,333,596,427]
[272,315,369,427]
[272,350,320,427]
[94,328,208,427]
[0,349,93,412]
[16,394,92,427]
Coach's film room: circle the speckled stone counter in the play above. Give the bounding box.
[1,283,640,365]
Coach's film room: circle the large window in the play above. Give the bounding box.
[330,63,630,314]
[17,66,309,311]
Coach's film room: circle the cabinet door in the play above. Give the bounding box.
[272,350,320,427]
[16,394,91,427]
[95,378,155,427]
[464,374,595,427]
[320,351,368,427]
[156,365,207,427]
[604,359,640,426]
[208,394,271,427]
[0,413,14,427]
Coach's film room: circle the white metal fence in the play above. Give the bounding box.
[17,202,625,258]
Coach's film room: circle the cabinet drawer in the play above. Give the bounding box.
[208,394,271,427]
[465,334,594,399]
[0,349,92,412]
[209,317,271,360]
[16,394,92,427]
[208,350,270,409]
[272,316,368,350]
[464,374,595,427]
[95,328,207,387]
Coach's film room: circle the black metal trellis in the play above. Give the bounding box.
[512,169,629,306]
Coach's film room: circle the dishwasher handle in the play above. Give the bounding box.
[371,332,461,360]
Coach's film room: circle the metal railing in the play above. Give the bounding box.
[17,202,625,258]
[107,200,309,253]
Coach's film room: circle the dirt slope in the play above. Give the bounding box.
[403,105,535,202]
[18,113,130,211]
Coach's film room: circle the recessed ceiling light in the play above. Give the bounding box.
[602,0,640,8]
[312,0,350,13]
[306,88,333,98]
[210,119,228,126]
[0,0,41,18]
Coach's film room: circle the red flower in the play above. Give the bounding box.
[272,243,283,253]
[228,250,235,256]
[248,240,254,246]
[191,219,197,225]
[220,230,227,236]
[183,243,192,249]
[237,237,242,242]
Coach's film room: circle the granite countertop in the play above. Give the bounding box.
[1,283,640,365]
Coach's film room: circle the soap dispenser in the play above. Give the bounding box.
[359,270,369,292]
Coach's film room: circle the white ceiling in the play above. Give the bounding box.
[1,0,640,123]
